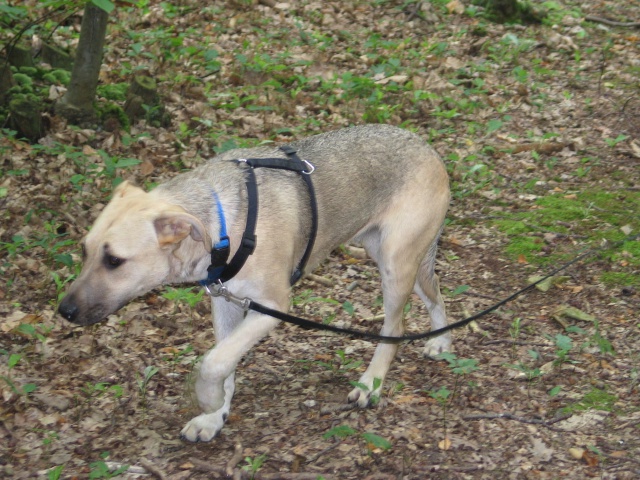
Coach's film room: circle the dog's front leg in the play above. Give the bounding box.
[180,307,280,442]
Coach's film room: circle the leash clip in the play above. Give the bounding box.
[203,282,251,312]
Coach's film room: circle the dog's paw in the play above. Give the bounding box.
[347,381,381,408]
[180,411,228,442]
[423,335,452,359]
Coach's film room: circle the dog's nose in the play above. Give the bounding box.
[58,298,79,322]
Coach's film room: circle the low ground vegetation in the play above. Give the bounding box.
[1,0,639,478]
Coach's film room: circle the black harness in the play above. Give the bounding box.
[199,146,317,287]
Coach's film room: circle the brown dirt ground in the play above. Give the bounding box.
[1,1,639,479]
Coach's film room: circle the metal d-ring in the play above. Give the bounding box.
[302,159,315,174]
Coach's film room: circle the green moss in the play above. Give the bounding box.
[504,236,543,261]
[493,190,640,265]
[97,83,129,102]
[562,387,618,414]
[17,66,38,76]
[12,73,33,87]
[493,219,532,235]
[601,272,640,288]
[98,103,130,131]
[613,241,640,266]
[48,69,71,85]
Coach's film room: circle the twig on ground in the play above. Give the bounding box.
[416,464,483,473]
[405,1,422,22]
[482,339,552,347]
[190,457,224,474]
[226,443,244,476]
[306,439,341,464]
[257,473,335,479]
[463,412,572,431]
[585,15,640,28]
[104,462,147,475]
[306,273,335,287]
[320,403,356,415]
[139,459,168,480]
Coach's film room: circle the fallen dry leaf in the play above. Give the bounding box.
[438,437,452,450]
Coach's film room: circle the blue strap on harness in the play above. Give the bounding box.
[199,192,230,286]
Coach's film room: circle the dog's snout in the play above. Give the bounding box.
[58,297,79,322]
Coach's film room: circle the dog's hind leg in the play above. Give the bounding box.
[413,230,451,358]
[347,229,420,408]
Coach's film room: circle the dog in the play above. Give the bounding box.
[58,124,451,442]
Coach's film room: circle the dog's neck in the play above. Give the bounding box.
[153,182,245,286]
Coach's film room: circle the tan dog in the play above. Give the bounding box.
[59,124,450,442]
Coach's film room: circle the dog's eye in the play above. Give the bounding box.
[104,254,125,269]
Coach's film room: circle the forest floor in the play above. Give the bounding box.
[1,0,639,479]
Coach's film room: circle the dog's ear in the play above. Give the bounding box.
[113,180,143,198]
[154,212,210,247]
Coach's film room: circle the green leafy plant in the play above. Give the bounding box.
[162,287,204,314]
[323,424,392,454]
[437,352,479,399]
[551,333,573,365]
[242,453,267,479]
[604,134,628,148]
[349,377,382,406]
[137,365,159,407]
[47,465,64,480]
[316,349,364,375]
[1,352,37,401]
[429,385,452,434]
[88,452,129,479]
[82,381,124,401]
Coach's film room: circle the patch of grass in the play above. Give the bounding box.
[601,272,640,287]
[493,190,640,265]
[504,236,544,261]
[562,387,617,414]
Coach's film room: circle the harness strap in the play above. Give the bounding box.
[280,145,318,285]
[201,146,317,287]
[216,166,258,284]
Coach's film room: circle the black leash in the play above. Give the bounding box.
[243,232,640,343]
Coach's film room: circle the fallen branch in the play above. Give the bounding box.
[463,412,572,431]
[139,459,168,480]
[306,440,341,464]
[585,15,640,28]
[481,340,552,347]
[226,443,244,476]
[190,457,224,474]
[319,403,356,415]
[509,142,570,155]
[257,474,335,479]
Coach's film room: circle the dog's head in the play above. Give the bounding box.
[58,181,210,325]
